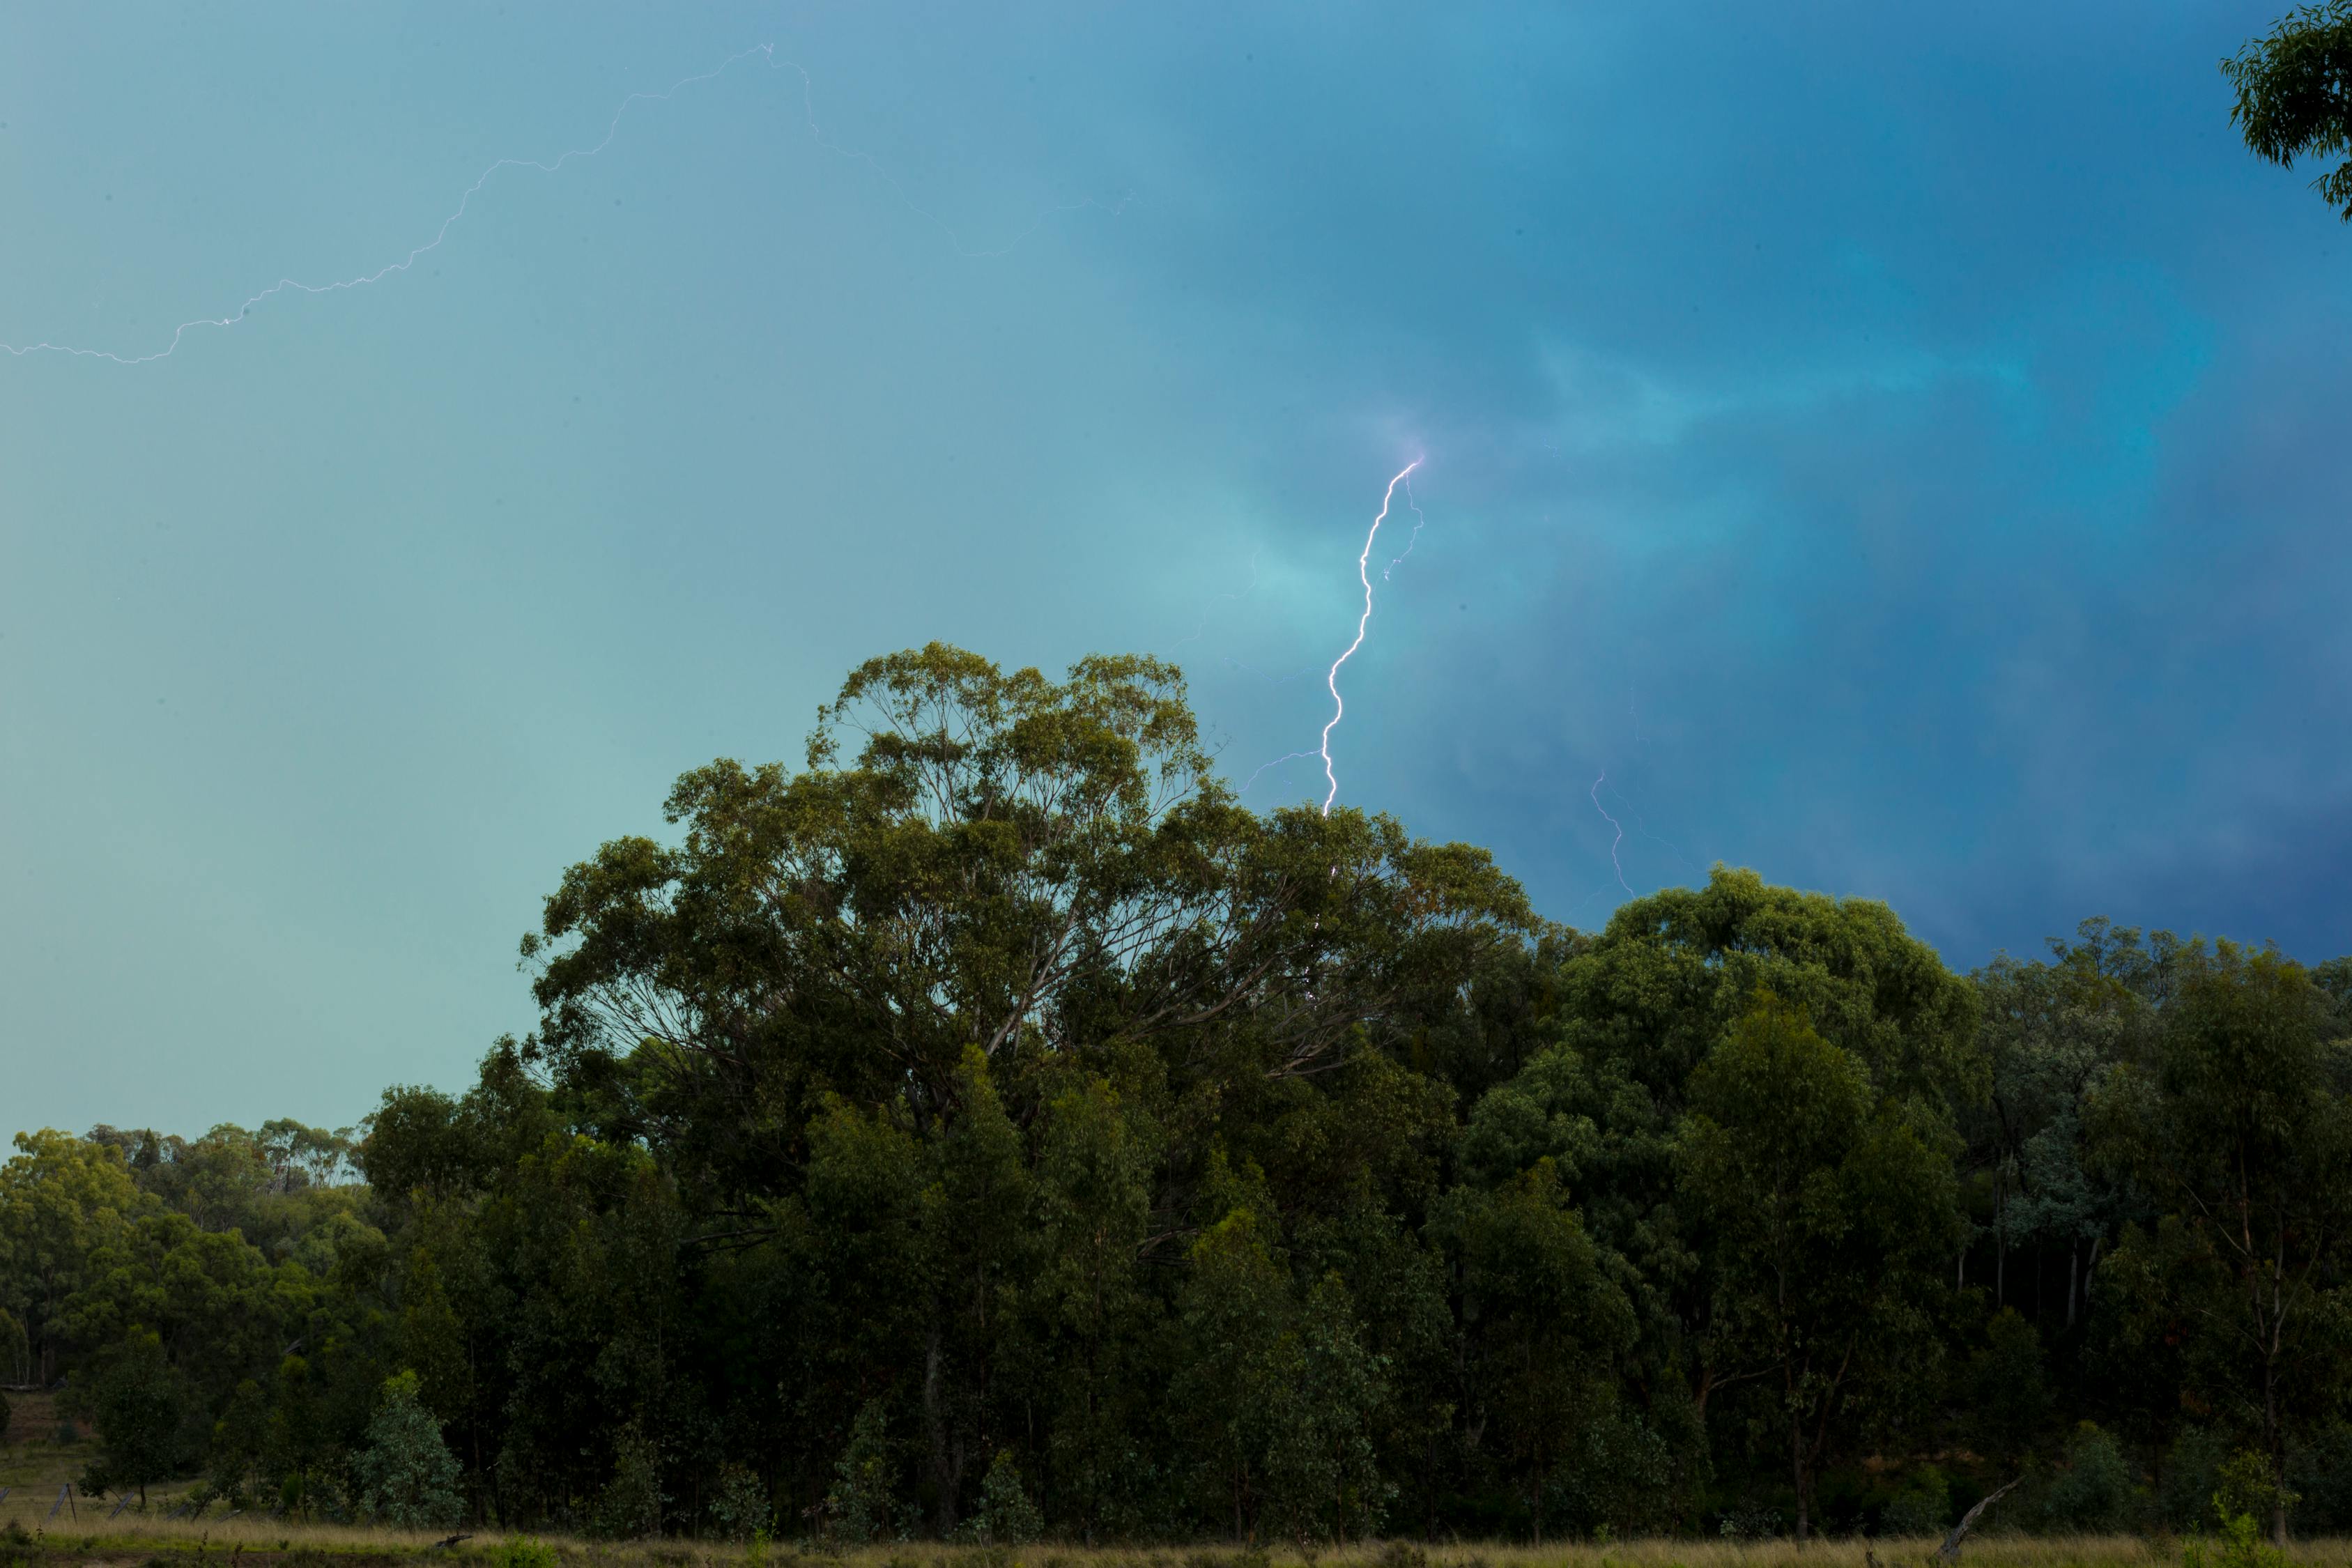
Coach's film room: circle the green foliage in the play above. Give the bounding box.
[1262,1274,1392,1545]
[827,1399,905,1544]
[2286,1422,2352,1529]
[1971,1309,2052,1466]
[353,1369,462,1530]
[708,1463,773,1541]
[2165,1429,2236,1532]
[78,1326,195,1502]
[0,1306,27,1385]
[491,1537,559,1568]
[1882,1466,1951,1537]
[1678,992,1960,1539]
[2043,1423,2137,1533]
[2091,943,2352,1539]
[2213,1451,2298,1537]
[2185,1509,2289,1568]
[960,1450,1045,1546]
[2224,1,2352,219]
[1441,1159,1633,1542]
[593,1419,665,1539]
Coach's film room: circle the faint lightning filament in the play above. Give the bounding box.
[1591,771,1635,895]
[3,43,1127,366]
[1318,460,1422,815]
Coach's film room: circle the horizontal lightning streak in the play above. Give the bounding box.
[4,43,1128,366]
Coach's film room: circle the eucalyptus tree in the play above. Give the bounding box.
[1967,921,2172,1325]
[2225,1,2352,219]
[522,643,1534,1532]
[2091,943,2352,1544]
[1677,994,1963,1542]
[1472,870,1980,1496]
[527,644,1529,1193]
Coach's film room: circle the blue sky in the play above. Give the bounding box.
[3,2,2347,1135]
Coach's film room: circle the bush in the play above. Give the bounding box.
[592,1420,664,1539]
[2166,1428,2232,1530]
[708,1462,771,1542]
[824,1399,903,1544]
[2183,1508,2287,1568]
[2288,1423,2352,1530]
[492,1536,559,1568]
[1882,1466,1951,1537]
[1717,1502,1782,1539]
[353,1370,463,1529]
[2215,1449,2296,1526]
[955,1449,1043,1546]
[2045,1422,2137,1532]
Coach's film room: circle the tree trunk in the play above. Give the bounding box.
[2268,1370,2289,1546]
[1791,1406,1811,1544]
[1994,1180,2006,1308]
[924,1327,964,1536]
[2067,1242,2079,1330]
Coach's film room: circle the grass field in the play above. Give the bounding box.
[0,1523,2320,1568]
[5,1505,2349,1568]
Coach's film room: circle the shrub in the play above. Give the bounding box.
[592,1421,664,1539]
[493,1537,560,1568]
[1882,1466,1951,1537]
[353,1370,463,1529]
[708,1462,771,1542]
[2166,1429,2233,1530]
[824,1399,902,1544]
[2183,1507,2287,1568]
[2045,1422,2137,1532]
[957,1449,1043,1546]
[2288,1423,2352,1530]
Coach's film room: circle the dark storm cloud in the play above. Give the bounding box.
[1060,1,2349,963]
[4,1,2345,1132]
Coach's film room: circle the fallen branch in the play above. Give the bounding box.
[1936,1475,2024,1562]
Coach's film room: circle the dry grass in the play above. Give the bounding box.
[0,1516,2337,1568]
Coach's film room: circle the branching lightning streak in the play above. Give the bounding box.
[1167,547,1263,656]
[1317,460,1422,816]
[1383,477,1426,580]
[1240,749,1320,797]
[4,43,1128,365]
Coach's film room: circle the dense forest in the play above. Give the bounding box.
[5,647,2351,1547]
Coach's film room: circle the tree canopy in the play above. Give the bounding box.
[8,645,2351,1545]
[2226,1,2352,219]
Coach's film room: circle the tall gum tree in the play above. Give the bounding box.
[2090,943,2352,1544]
[523,644,1535,1530]
[1677,994,1964,1542]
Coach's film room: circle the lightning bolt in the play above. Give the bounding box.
[4,43,1128,366]
[1383,479,1427,580]
[1590,771,1636,896]
[1318,460,1422,816]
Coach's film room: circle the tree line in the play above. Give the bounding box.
[4,645,2351,1546]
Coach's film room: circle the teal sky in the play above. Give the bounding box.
[5,3,2349,1136]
